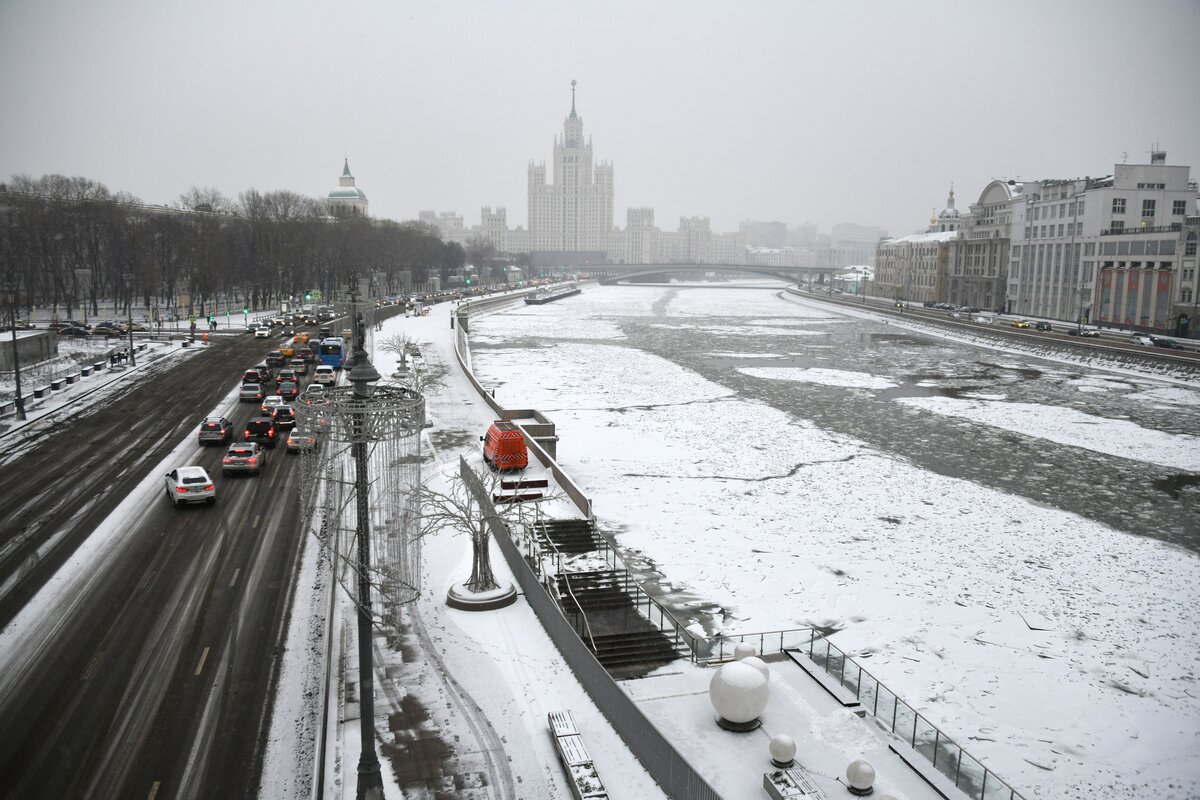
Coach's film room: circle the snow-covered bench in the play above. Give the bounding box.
[548,710,609,799]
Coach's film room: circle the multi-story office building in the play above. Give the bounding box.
[1177,216,1199,336]
[874,230,955,304]
[739,220,788,248]
[624,208,659,265]
[829,222,888,269]
[418,210,465,244]
[873,191,959,303]
[949,180,1020,312]
[1009,153,1196,329]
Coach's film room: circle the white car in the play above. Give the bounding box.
[313,365,337,386]
[164,466,216,506]
[254,325,271,338]
[260,394,285,416]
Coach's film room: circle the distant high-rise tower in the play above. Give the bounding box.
[328,158,368,217]
[527,81,614,257]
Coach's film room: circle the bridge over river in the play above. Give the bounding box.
[585,262,832,285]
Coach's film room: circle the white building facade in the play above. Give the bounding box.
[1008,153,1197,328]
[527,82,614,260]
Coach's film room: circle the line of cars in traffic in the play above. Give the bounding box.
[165,331,337,507]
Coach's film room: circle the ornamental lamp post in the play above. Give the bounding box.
[123,272,136,367]
[5,276,26,420]
[348,353,384,800]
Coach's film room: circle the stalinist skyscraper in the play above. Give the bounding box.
[527,81,614,261]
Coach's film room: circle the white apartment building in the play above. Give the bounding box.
[418,210,465,243]
[829,222,888,268]
[1008,153,1196,328]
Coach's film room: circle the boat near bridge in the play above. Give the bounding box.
[525,283,582,305]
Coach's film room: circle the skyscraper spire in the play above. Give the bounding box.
[570,79,577,118]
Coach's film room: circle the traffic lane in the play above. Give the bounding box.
[120,455,306,800]
[0,430,306,799]
[0,482,225,798]
[0,335,283,625]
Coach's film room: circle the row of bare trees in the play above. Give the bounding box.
[0,174,469,321]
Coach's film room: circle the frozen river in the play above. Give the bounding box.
[467,283,1200,800]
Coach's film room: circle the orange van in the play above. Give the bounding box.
[482,421,528,470]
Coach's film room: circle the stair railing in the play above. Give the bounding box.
[560,572,597,653]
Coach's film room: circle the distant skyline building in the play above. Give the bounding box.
[526,80,614,265]
[417,86,891,269]
[327,158,368,217]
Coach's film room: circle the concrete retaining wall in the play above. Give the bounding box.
[0,330,56,372]
[461,459,720,800]
[452,318,591,517]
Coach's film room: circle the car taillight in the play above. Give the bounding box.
[244,430,251,438]
[247,457,257,464]
[204,484,214,491]
[268,429,275,437]
[175,486,187,493]
[223,457,232,463]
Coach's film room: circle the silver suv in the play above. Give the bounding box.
[198,416,233,445]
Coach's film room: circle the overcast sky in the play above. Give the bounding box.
[2,0,1198,238]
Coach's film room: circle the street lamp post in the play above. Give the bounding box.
[123,272,136,367]
[348,353,384,800]
[5,277,26,420]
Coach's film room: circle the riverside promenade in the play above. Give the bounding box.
[323,289,973,800]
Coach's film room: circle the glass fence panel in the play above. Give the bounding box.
[930,736,966,786]
[874,685,898,731]
[912,715,939,764]
[857,674,879,716]
[956,750,987,798]
[983,773,1018,800]
[893,701,918,747]
[780,629,811,652]
[841,659,862,697]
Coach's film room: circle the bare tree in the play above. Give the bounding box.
[376,333,445,395]
[414,459,558,596]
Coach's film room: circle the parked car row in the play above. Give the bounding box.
[1130,333,1186,350]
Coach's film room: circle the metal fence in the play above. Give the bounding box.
[513,513,1025,800]
[804,635,1026,800]
[461,458,722,800]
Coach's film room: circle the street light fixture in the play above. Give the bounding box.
[123,272,136,367]
[348,353,384,800]
[4,275,26,420]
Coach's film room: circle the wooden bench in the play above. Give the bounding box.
[501,477,550,490]
[493,491,544,504]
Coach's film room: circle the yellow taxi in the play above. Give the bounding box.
[1009,319,1031,329]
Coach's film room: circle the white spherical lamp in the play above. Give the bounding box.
[734,642,757,661]
[709,661,769,731]
[769,734,796,768]
[741,655,770,683]
[846,759,875,795]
